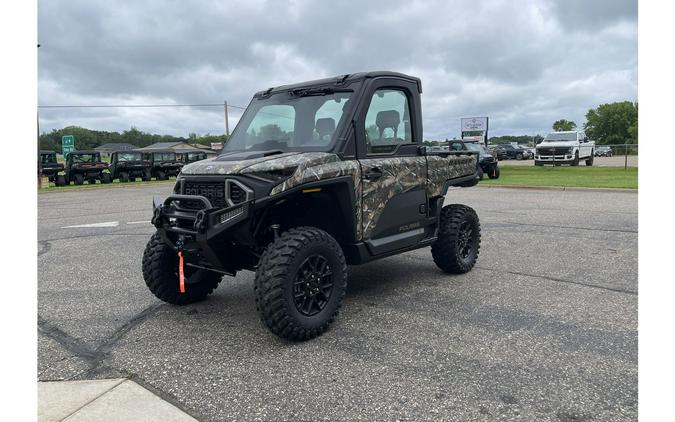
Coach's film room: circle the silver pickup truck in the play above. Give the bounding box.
[535,131,595,166]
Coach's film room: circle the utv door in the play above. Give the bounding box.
[358,84,428,255]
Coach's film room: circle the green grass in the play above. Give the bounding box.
[39,178,175,192]
[480,166,638,189]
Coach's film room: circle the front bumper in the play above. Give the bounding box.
[535,155,574,164]
[151,194,251,241]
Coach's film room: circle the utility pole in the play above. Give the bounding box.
[224,100,230,137]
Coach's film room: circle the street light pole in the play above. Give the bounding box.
[224,100,230,137]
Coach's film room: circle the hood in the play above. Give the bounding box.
[180,151,340,176]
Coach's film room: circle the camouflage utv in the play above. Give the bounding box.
[144,71,481,341]
[109,150,151,182]
[143,150,183,180]
[39,150,66,186]
[63,151,111,185]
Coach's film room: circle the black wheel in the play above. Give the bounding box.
[142,233,222,305]
[101,173,112,184]
[571,152,579,166]
[157,170,167,180]
[55,175,66,186]
[73,174,84,185]
[477,166,484,180]
[120,172,129,182]
[586,153,594,166]
[516,153,523,160]
[488,166,500,179]
[431,204,481,274]
[254,227,348,341]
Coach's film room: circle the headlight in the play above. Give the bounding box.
[247,166,297,182]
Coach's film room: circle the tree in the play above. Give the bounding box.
[584,101,638,145]
[552,119,577,131]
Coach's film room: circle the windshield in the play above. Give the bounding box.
[543,133,577,142]
[117,152,142,161]
[153,152,176,161]
[41,154,56,164]
[71,154,98,163]
[186,152,206,161]
[464,143,490,157]
[223,89,354,153]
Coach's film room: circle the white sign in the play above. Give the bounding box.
[461,117,489,132]
[210,142,223,150]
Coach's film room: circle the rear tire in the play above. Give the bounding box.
[488,166,500,179]
[431,204,481,274]
[102,173,112,184]
[477,166,484,180]
[142,233,222,305]
[254,227,348,341]
[74,174,84,185]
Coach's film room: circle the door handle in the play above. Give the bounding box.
[364,167,383,181]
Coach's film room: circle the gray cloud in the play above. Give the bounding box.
[38,0,637,138]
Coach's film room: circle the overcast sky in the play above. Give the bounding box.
[38,0,637,139]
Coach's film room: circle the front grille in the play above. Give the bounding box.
[537,147,570,156]
[182,181,227,209]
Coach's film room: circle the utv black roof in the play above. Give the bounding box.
[254,71,422,98]
[143,149,177,154]
[67,150,100,155]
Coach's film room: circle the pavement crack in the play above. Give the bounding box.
[38,316,98,364]
[38,240,52,257]
[497,221,638,234]
[475,266,638,295]
[94,303,164,357]
[38,302,164,379]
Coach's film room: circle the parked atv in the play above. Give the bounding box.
[143,71,481,341]
[40,150,66,186]
[143,150,183,180]
[109,150,151,182]
[63,151,111,185]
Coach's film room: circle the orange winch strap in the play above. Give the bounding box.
[178,251,185,293]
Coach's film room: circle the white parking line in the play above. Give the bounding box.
[61,221,119,229]
[126,221,150,225]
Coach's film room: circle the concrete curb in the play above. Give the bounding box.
[476,184,638,193]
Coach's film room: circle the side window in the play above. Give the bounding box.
[310,99,347,146]
[364,89,412,154]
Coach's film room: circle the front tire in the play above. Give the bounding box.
[586,153,594,166]
[142,233,222,305]
[571,152,580,166]
[254,227,348,341]
[431,205,481,274]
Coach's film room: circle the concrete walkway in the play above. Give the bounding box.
[38,378,197,421]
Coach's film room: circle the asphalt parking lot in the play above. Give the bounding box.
[38,183,637,421]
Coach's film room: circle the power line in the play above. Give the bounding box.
[37,103,248,110]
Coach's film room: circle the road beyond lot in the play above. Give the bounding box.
[38,184,637,421]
